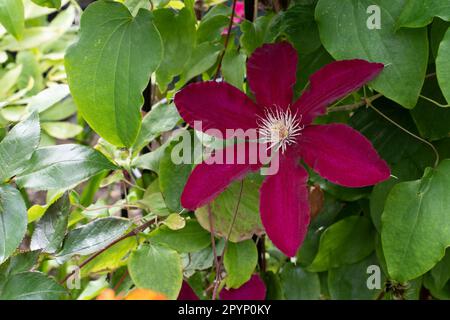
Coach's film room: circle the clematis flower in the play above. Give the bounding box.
[174,41,390,257]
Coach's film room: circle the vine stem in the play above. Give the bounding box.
[214,0,238,80]
[60,218,156,285]
[328,93,383,112]
[211,179,244,300]
[366,100,440,168]
[73,203,141,212]
[419,94,450,108]
[208,203,220,299]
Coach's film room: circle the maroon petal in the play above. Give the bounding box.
[181,142,264,210]
[220,274,266,300]
[174,81,260,138]
[259,153,310,257]
[247,42,298,110]
[178,281,199,300]
[299,124,390,187]
[293,59,384,124]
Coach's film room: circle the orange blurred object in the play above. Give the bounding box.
[96,288,167,300]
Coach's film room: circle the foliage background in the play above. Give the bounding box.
[0,0,450,300]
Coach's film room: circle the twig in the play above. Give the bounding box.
[328,93,383,112]
[419,94,450,107]
[211,179,245,300]
[366,100,440,168]
[208,203,220,299]
[60,218,156,285]
[113,270,129,292]
[214,0,238,80]
[73,203,141,212]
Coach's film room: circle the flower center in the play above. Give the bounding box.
[258,107,303,153]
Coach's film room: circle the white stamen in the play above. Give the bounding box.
[257,106,303,153]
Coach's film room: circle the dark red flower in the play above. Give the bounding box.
[220,274,266,300]
[174,41,390,257]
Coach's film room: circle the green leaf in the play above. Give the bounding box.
[431,249,450,290]
[56,217,131,262]
[0,26,64,51]
[0,0,24,40]
[437,27,450,105]
[308,216,375,272]
[30,193,70,253]
[0,112,40,182]
[41,121,83,140]
[424,272,450,299]
[31,0,61,9]
[65,1,163,147]
[328,253,384,300]
[271,3,321,56]
[222,45,246,91]
[26,84,70,114]
[240,14,276,56]
[224,240,258,289]
[182,240,225,277]
[262,271,284,300]
[149,220,210,253]
[382,160,450,282]
[153,7,196,91]
[0,64,23,99]
[397,0,450,29]
[279,264,321,300]
[16,51,44,95]
[159,136,193,212]
[196,14,229,44]
[431,18,450,60]
[40,97,77,122]
[0,272,65,300]
[177,41,223,88]
[16,144,116,190]
[80,237,137,277]
[195,174,264,242]
[0,185,27,264]
[133,102,180,152]
[0,251,40,276]
[315,0,428,108]
[128,243,183,299]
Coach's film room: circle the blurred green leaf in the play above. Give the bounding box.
[0,0,24,40]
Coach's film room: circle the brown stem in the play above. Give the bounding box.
[208,204,221,300]
[60,218,156,285]
[113,269,129,292]
[328,93,383,113]
[211,179,244,300]
[214,0,238,80]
